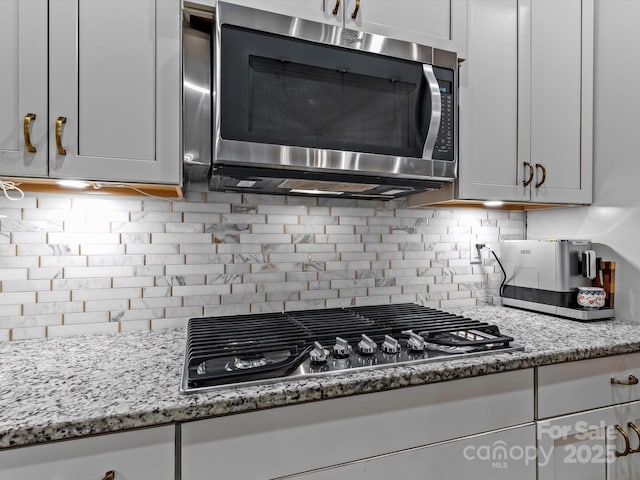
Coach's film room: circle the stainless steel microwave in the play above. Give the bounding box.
[183,1,459,199]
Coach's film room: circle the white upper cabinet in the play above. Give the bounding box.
[49,0,181,184]
[463,0,593,204]
[0,0,48,177]
[412,0,594,207]
[526,0,593,204]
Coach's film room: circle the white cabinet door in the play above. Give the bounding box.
[608,401,640,480]
[288,424,536,480]
[48,0,181,185]
[526,0,593,204]
[457,0,524,202]
[0,426,174,480]
[0,0,48,177]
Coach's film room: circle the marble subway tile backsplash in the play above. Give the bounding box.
[0,192,525,341]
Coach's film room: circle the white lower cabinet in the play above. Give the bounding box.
[0,426,174,480]
[180,369,534,479]
[287,424,535,479]
[537,352,640,480]
[538,401,640,480]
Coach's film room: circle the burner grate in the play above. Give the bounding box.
[183,303,518,390]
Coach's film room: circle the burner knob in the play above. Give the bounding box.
[309,342,329,364]
[333,337,352,358]
[358,334,377,355]
[405,331,426,352]
[381,335,400,354]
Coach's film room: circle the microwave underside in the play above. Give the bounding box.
[209,165,447,200]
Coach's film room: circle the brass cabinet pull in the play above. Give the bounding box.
[351,0,360,19]
[627,422,640,453]
[55,116,67,155]
[535,163,547,188]
[23,113,37,153]
[522,162,534,187]
[611,374,639,385]
[332,0,340,15]
[615,424,632,457]
[102,471,115,480]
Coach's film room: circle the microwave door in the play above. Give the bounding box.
[421,65,442,161]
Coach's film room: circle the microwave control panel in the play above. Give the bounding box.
[433,77,454,161]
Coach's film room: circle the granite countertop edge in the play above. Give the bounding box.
[2,305,639,450]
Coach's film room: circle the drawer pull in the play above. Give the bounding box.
[332,0,340,15]
[102,472,115,480]
[611,374,639,385]
[522,162,534,187]
[351,0,360,19]
[55,116,67,155]
[615,424,631,457]
[23,113,37,153]
[534,163,547,188]
[628,422,640,453]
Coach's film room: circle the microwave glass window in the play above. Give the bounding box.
[248,55,415,155]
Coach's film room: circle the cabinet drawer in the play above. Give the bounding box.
[181,369,534,480]
[537,352,640,419]
[0,426,174,480]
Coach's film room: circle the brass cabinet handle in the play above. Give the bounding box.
[535,163,547,188]
[351,0,360,19]
[615,424,632,457]
[627,422,640,453]
[55,116,67,155]
[522,162,534,187]
[102,471,115,480]
[611,374,639,385]
[332,0,340,15]
[23,113,37,153]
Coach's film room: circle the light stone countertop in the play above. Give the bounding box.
[2,305,640,449]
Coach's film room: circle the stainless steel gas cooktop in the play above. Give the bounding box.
[181,303,523,394]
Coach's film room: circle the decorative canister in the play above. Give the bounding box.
[577,287,606,309]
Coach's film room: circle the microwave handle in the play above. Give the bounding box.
[421,64,442,159]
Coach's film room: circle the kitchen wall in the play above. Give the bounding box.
[527,0,640,322]
[0,190,524,341]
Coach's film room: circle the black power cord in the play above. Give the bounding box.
[476,243,507,297]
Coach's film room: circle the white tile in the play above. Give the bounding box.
[173,201,231,213]
[113,308,164,321]
[52,277,111,290]
[48,232,120,244]
[151,317,188,330]
[164,222,204,233]
[172,284,231,296]
[47,322,119,338]
[0,292,36,305]
[284,299,326,311]
[130,296,182,310]
[152,233,213,244]
[11,326,46,340]
[72,287,142,301]
[81,244,126,255]
[110,222,165,233]
[204,304,250,316]
[37,290,71,303]
[142,286,172,298]
[40,256,87,268]
[64,312,110,325]
[1,279,50,292]
[120,319,151,332]
[165,264,224,275]
[85,299,130,312]
[88,255,145,267]
[11,232,47,244]
[144,254,185,266]
[165,306,204,318]
[64,266,134,278]
[0,305,22,316]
